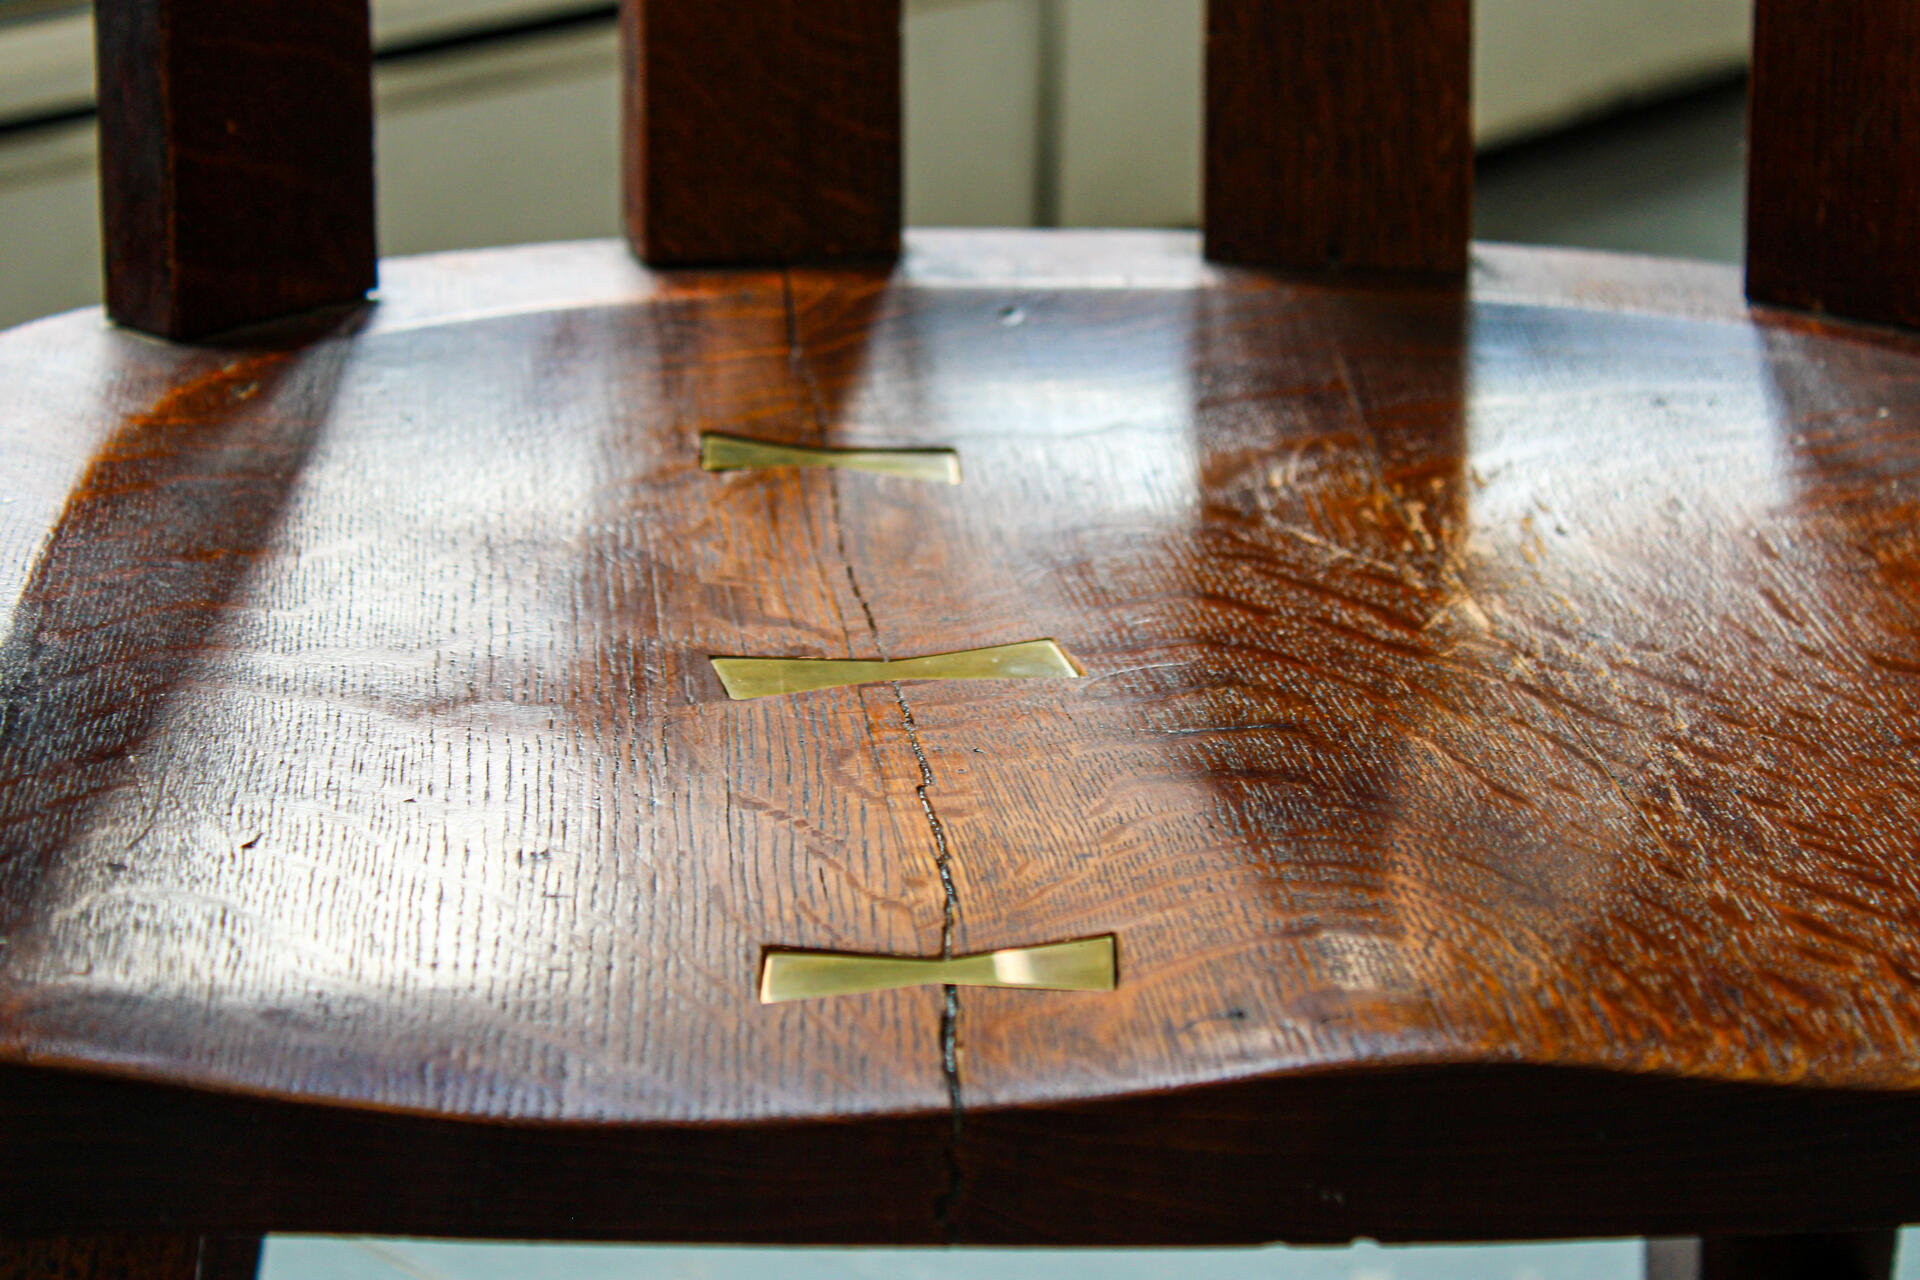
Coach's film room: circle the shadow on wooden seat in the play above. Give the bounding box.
[0,318,357,944]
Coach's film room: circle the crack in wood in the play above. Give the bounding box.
[782,270,965,1237]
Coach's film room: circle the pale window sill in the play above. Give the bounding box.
[0,0,618,128]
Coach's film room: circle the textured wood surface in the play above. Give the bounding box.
[1748,0,1920,329]
[94,0,376,339]
[0,1232,258,1280]
[622,0,900,265]
[7,233,1920,1243]
[1205,0,1470,275]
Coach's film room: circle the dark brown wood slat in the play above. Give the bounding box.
[94,0,377,340]
[0,1233,259,1280]
[1699,1231,1898,1280]
[1204,0,1470,275]
[1748,1,1920,328]
[0,1065,949,1243]
[9,1062,1920,1245]
[622,0,901,265]
[954,1072,1920,1244]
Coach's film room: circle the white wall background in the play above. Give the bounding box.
[0,0,1751,328]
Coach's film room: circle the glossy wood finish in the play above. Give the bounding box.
[93,0,376,340]
[6,233,1920,1243]
[1747,0,1920,329]
[1204,0,1470,275]
[622,0,901,266]
[0,1233,259,1280]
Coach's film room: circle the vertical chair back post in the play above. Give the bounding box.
[1203,0,1472,276]
[96,0,1920,337]
[1747,0,1920,329]
[93,0,378,341]
[622,0,902,266]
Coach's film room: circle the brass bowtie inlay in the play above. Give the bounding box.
[710,639,1083,700]
[700,432,962,484]
[759,935,1119,1003]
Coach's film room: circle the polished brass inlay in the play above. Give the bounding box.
[700,432,961,484]
[759,935,1118,1003]
[710,639,1082,700]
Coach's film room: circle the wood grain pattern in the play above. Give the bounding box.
[1205,0,1470,275]
[7,234,1920,1243]
[1747,0,1920,329]
[622,0,901,266]
[94,0,376,339]
[786,247,1920,1106]
[0,1233,258,1280]
[0,267,946,1125]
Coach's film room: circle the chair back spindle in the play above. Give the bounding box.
[1746,0,1920,330]
[102,0,1920,335]
[622,0,902,266]
[1204,0,1471,276]
[94,0,377,341]
[91,0,1477,332]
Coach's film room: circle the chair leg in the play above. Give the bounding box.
[1647,1230,1898,1280]
[1647,1238,1703,1280]
[0,1233,261,1280]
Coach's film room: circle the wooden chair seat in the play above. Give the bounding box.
[7,231,1920,1254]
